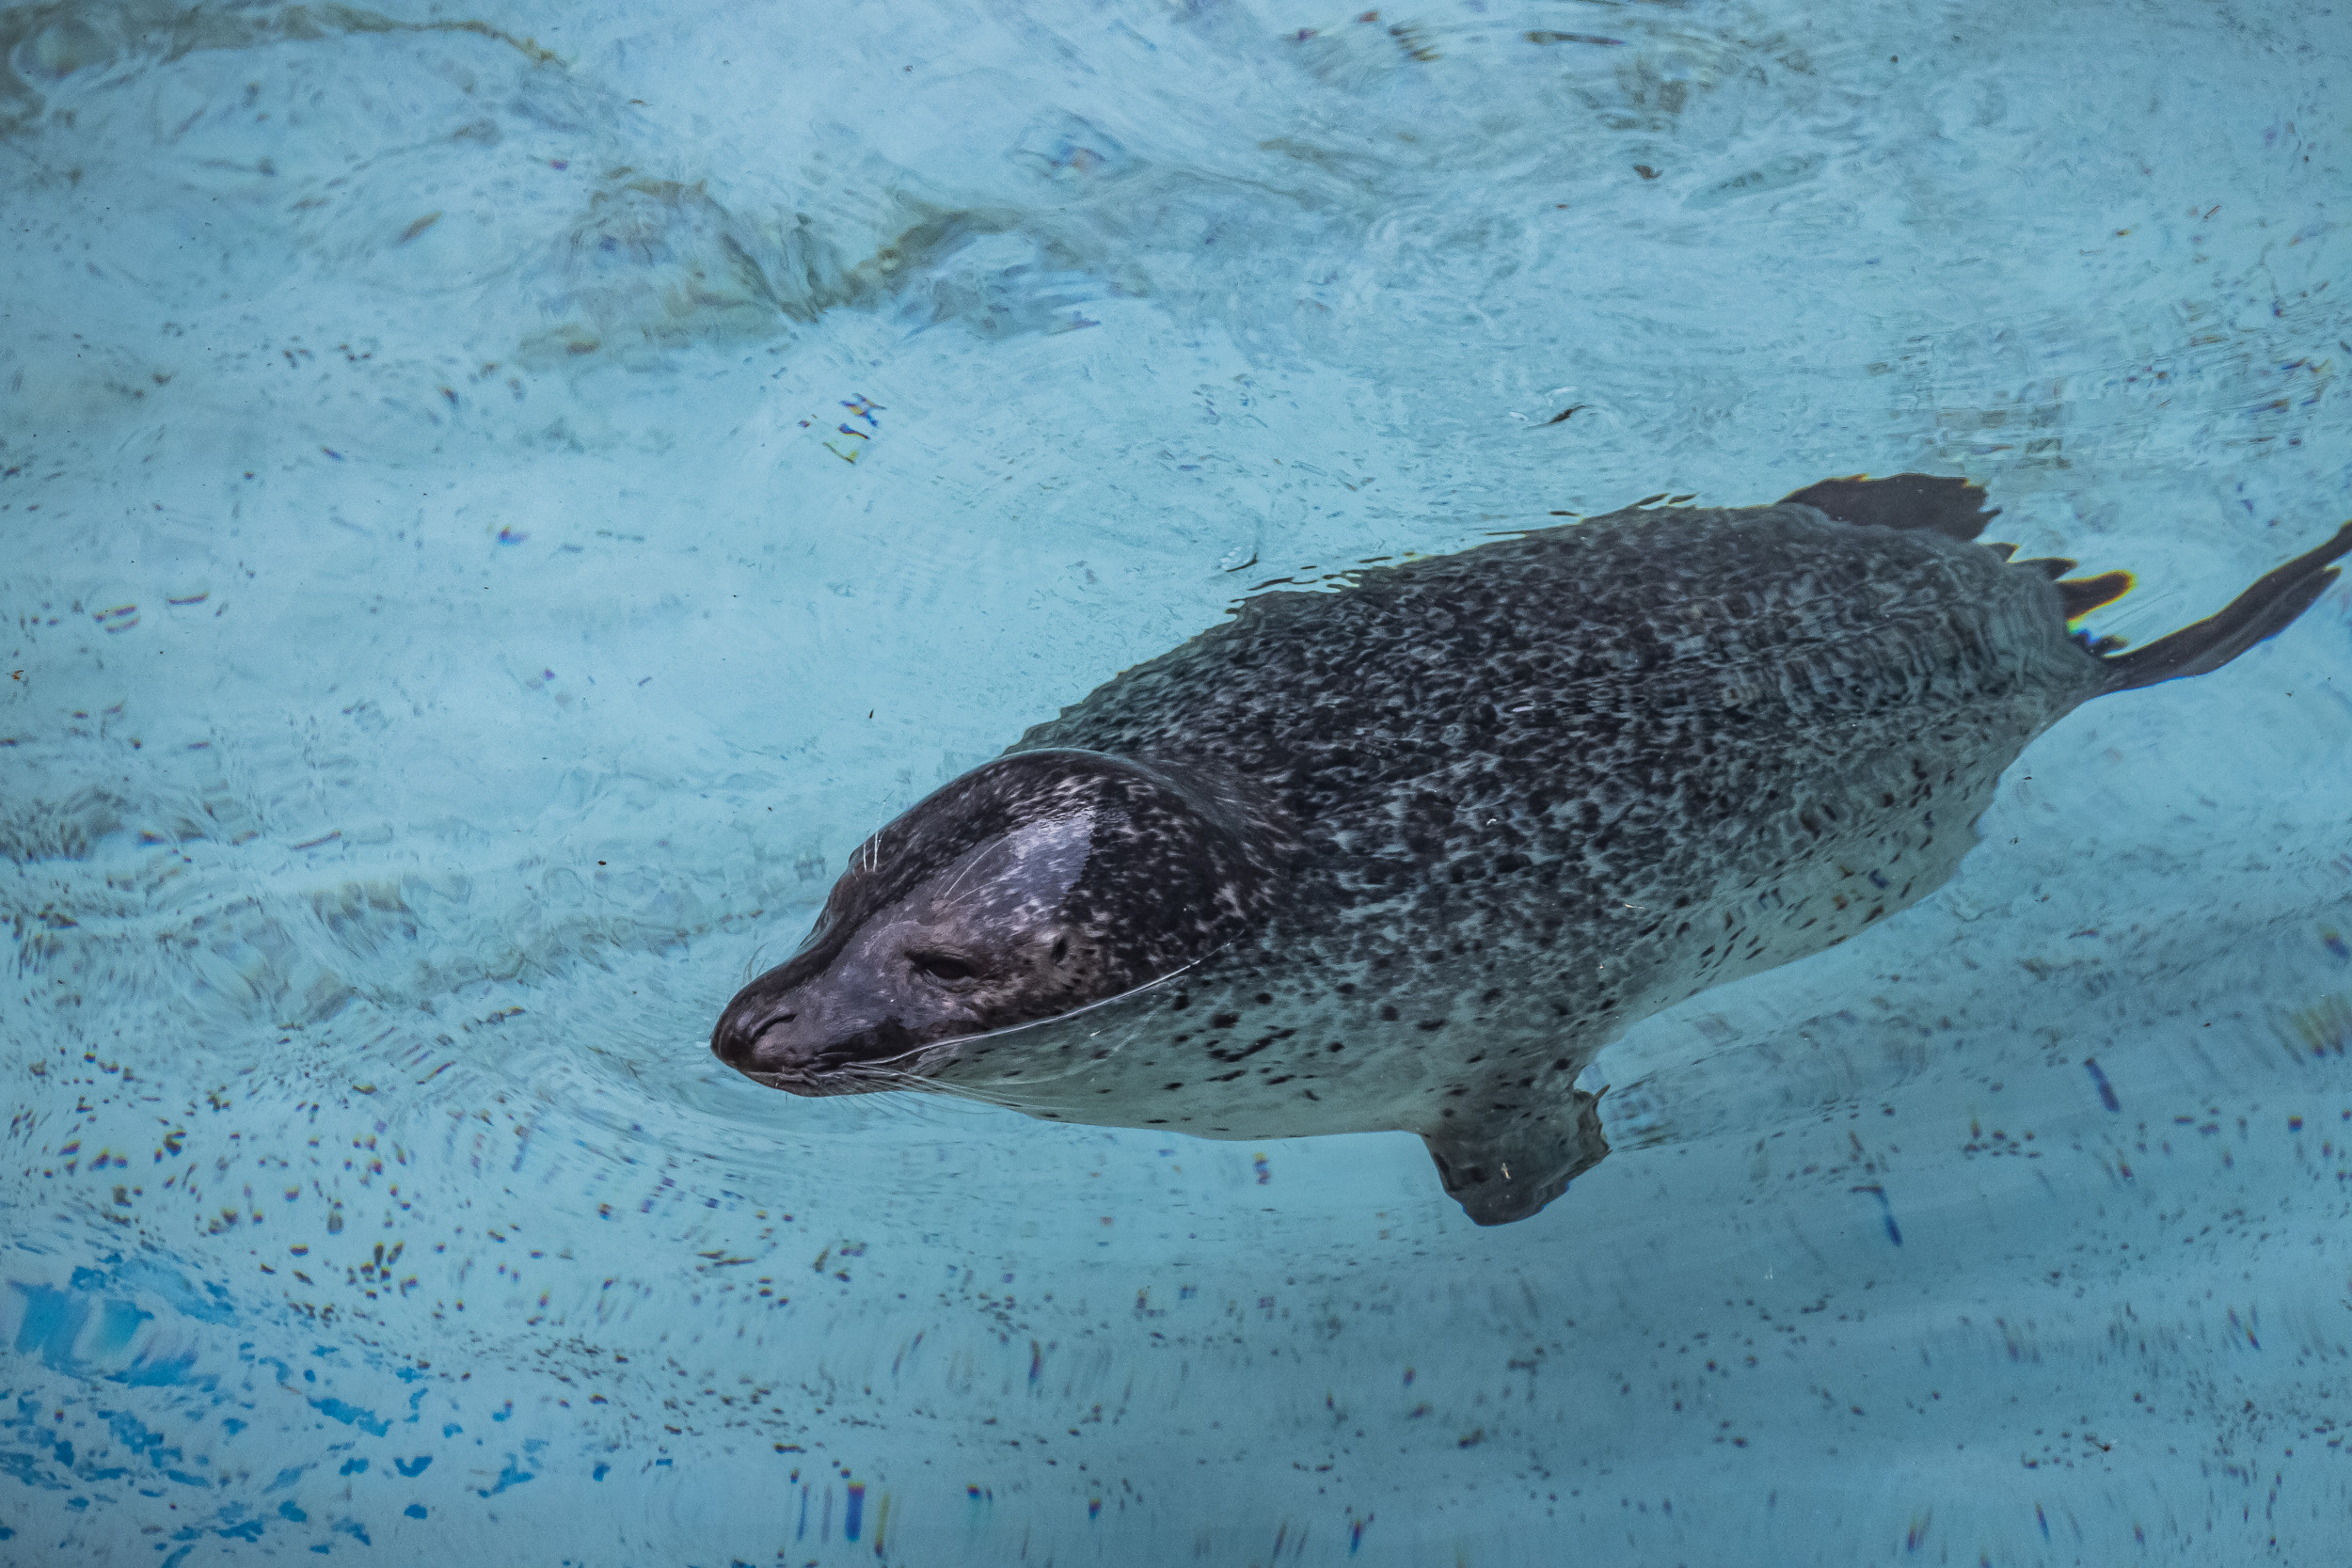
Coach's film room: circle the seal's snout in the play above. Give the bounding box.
[716,1013,810,1072]
[710,986,808,1076]
[711,976,907,1091]
[755,1016,836,1072]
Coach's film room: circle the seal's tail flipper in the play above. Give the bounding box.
[1779,472,2000,541]
[2098,520,2352,693]
[1783,477,2352,691]
[1422,1087,1609,1227]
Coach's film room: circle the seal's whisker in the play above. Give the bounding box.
[854,1066,1027,1113]
[932,836,1008,908]
[839,1084,943,1124]
[931,1080,1034,1111]
[851,1053,1042,1104]
[850,1064,969,1098]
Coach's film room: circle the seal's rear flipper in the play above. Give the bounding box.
[2099,520,2352,693]
[1423,1088,1610,1227]
[1779,473,2000,542]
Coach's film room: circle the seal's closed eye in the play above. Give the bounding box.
[909,952,976,983]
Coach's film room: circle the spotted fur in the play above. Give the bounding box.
[714,478,2352,1224]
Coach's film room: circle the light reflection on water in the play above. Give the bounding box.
[4,0,2350,1561]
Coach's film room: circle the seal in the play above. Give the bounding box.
[712,475,2352,1224]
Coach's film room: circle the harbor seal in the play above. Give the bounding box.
[712,475,2352,1224]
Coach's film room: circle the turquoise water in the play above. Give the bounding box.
[4,0,2349,1561]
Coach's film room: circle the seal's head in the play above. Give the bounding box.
[712,750,1292,1094]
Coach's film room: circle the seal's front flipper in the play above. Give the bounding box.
[2098,520,2352,692]
[1422,1088,1610,1227]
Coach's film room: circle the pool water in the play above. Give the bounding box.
[4,0,2349,1562]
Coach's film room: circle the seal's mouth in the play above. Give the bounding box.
[729,1063,889,1097]
[713,1009,947,1097]
[727,1043,956,1099]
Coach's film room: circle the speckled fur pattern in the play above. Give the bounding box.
[716,481,2349,1223]
[946,497,2102,1221]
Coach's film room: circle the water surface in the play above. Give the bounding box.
[5,0,2350,1561]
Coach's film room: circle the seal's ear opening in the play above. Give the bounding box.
[1422,1086,1610,1226]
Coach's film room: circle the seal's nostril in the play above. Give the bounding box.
[751,1021,817,1070]
[713,989,804,1069]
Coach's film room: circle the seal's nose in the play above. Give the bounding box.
[712,973,912,1088]
[742,1017,819,1071]
[711,989,802,1071]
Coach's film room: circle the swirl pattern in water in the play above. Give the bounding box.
[4,0,2349,1562]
